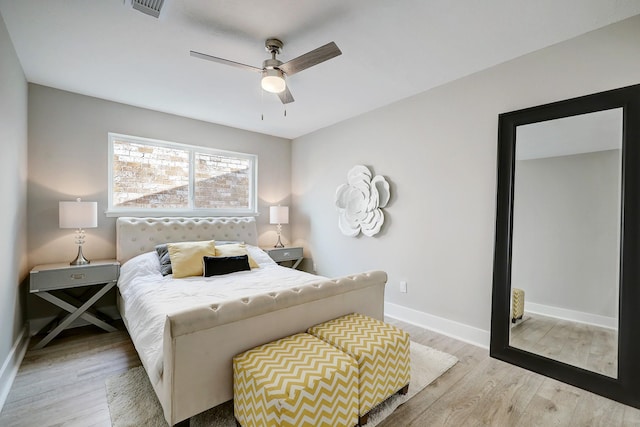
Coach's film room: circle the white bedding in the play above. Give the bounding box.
[118,245,326,385]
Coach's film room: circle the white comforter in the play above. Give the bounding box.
[118,246,326,385]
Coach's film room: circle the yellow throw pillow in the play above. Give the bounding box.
[167,240,217,278]
[215,243,259,269]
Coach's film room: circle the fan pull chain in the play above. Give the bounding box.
[284,109,287,117]
[261,87,264,121]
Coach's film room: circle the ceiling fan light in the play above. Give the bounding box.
[261,69,286,93]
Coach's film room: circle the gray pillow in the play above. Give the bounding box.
[155,243,172,276]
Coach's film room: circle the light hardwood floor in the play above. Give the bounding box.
[0,325,139,427]
[1,319,639,427]
[509,313,617,378]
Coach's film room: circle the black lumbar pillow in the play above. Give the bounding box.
[155,243,173,276]
[203,255,251,277]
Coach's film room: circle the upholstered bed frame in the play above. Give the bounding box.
[115,217,387,426]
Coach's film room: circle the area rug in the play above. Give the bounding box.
[106,341,457,426]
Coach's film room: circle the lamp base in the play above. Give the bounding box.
[274,224,284,248]
[70,245,90,266]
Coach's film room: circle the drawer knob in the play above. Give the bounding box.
[71,273,86,280]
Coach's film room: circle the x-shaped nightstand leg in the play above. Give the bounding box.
[32,281,117,349]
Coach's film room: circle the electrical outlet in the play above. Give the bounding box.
[399,281,407,293]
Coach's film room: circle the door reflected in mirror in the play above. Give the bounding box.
[509,108,622,378]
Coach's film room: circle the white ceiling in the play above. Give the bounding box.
[1,1,639,139]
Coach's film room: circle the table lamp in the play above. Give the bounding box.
[59,198,98,265]
[269,206,289,248]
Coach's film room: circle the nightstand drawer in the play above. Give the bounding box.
[267,247,303,262]
[30,262,120,293]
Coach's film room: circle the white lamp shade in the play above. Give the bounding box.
[59,200,98,229]
[270,206,289,225]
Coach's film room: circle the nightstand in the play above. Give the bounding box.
[265,247,304,269]
[29,259,120,349]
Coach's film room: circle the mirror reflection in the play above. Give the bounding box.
[509,108,622,378]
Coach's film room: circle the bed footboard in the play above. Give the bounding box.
[156,270,387,425]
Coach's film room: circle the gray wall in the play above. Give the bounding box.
[28,85,292,267]
[0,12,28,394]
[291,15,640,344]
[511,150,621,318]
[27,85,292,319]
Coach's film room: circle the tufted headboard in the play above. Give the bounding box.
[116,217,258,264]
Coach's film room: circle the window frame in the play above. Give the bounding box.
[107,132,258,217]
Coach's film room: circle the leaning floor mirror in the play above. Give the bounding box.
[491,83,640,408]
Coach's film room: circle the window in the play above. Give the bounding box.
[108,133,257,216]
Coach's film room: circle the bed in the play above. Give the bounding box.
[115,216,387,426]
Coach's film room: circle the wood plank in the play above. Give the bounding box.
[568,390,625,426]
[510,314,617,377]
[516,378,582,427]
[0,319,636,426]
[471,363,544,426]
[378,344,487,426]
[0,325,140,427]
[623,405,640,425]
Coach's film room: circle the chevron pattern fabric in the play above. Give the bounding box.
[512,288,525,321]
[308,313,411,417]
[233,333,358,427]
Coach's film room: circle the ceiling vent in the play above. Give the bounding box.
[131,0,164,18]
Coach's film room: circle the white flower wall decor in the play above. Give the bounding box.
[335,165,390,237]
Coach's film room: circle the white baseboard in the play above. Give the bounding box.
[385,302,490,349]
[28,305,121,337]
[0,325,29,412]
[526,302,617,330]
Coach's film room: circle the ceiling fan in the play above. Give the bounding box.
[190,38,342,104]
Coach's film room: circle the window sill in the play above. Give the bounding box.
[105,209,259,218]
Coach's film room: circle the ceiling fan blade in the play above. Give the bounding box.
[279,42,342,76]
[190,50,262,73]
[277,86,295,104]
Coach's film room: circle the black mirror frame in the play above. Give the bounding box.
[491,83,640,409]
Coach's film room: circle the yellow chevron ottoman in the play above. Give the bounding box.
[233,333,359,427]
[308,313,410,425]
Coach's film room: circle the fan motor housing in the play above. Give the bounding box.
[263,58,283,71]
